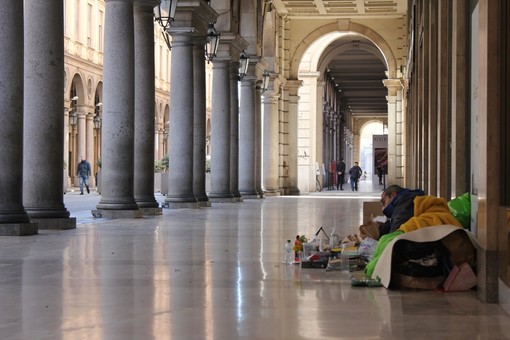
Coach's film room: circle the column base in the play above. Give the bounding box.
[197,199,211,207]
[240,189,260,199]
[135,200,160,209]
[139,207,163,215]
[163,202,200,209]
[263,189,281,196]
[164,195,199,209]
[209,196,237,203]
[0,222,38,236]
[283,186,300,196]
[256,188,265,198]
[32,217,76,230]
[92,209,143,219]
[195,194,211,207]
[240,193,261,199]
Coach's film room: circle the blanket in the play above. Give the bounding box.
[371,225,478,288]
[365,195,463,278]
[397,196,462,233]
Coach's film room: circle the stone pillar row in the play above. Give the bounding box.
[0,0,275,235]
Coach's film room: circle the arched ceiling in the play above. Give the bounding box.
[327,36,388,117]
[271,0,406,19]
[272,0,407,117]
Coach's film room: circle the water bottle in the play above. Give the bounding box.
[340,244,349,272]
[283,240,293,264]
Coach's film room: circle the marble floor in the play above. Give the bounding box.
[1,181,510,339]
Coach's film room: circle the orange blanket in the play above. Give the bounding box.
[397,195,462,233]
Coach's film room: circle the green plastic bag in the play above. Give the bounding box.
[448,192,471,229]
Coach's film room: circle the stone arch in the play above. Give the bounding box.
[317,39,387,80]
[69,73,85,104]
[294,22,396,193]
[355,118,388,136]
[290,21,397,79]
[94,81,103,105]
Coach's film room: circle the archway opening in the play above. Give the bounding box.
[360,121,387,183]
[297,30,390,193]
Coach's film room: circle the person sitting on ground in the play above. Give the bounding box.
[364,185,463,278]
[377,185,425,237]
[358,185,425,241]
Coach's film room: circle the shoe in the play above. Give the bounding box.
[341,189,344,190]
[80,192,84,195]
[86,186,90,194]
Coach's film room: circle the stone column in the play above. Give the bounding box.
[230,61,242,202]
[63,107,70,190]
[0,1,37,235]
[86,111,96,185]
[238,70,259,198]
[262,81,281,195]
[23,0,75,230]
[164,32,198,208]
[383,79,403,187]
[284,80,301,195]
[133,1,160,213]
[209,59,235,202]
[254,83,264,197]
[193,37,210,207]
[96,0,141,217]
[76,107,88,165]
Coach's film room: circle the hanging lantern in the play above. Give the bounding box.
[205,23,220,62]
[262,70,270,92]
[238,51,249,80]
[154,0,178,50]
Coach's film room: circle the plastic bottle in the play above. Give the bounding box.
[340,243,349,272]
[283,240,293,264]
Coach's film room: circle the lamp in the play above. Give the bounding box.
[69,96,78,126]
[162,127,169,142]
[93,114,102,130]
[154,0,178,50]
[205,22,220,62]
[93,102,102,130]
[238,51,249,80]
[262,70,270,92]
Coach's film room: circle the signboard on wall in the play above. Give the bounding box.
[373,134,388,174]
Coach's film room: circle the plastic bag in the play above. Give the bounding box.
[358,237,378,261]
[448,192,471,229]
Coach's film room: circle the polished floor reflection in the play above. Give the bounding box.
[1,183,510,339]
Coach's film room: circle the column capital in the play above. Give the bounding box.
[215,33,249,61]
[171,1,218,36]
[134,0,159,11]
[383,78,404,96]
[282,79,302,96]
[262,91,280,103]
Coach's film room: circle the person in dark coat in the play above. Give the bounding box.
[76,156,91,195]
[378,184,425,236]
[348,162,362,191]
[336,158,346,190]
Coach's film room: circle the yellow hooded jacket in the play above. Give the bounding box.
[397,195,462,233]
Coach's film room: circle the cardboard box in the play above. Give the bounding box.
[363,201,382,224]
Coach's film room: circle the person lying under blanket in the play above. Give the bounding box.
[364,185,462,278]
